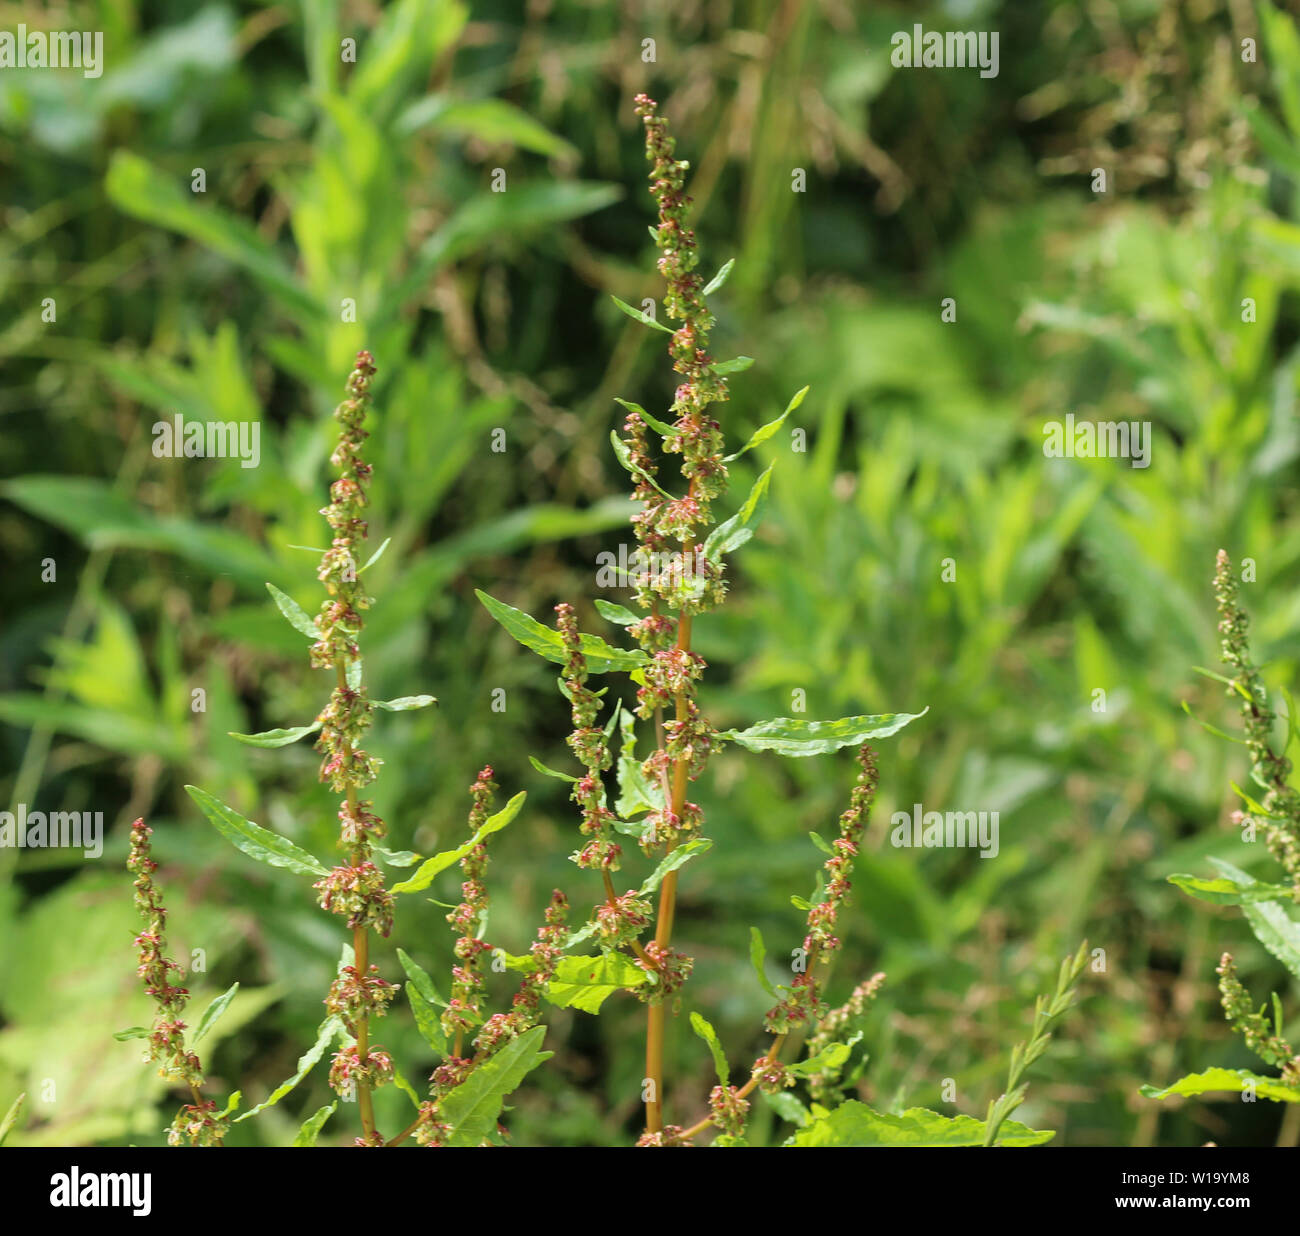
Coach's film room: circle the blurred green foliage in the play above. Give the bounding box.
[1,0,1299,1147]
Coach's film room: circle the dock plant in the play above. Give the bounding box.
[124,97,1087,1149]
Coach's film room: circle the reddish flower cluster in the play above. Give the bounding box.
[127,818,229,1145]
[441,768,498,1041]
[329,1043,394,1095]
[314,861,394,936]
[555,605,620,871]
[764,746,879,1035]
[326,963,398,1030]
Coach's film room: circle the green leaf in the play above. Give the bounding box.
[1167,872,1296,906]
[235,1017,343,1122]
[374,846,421,867]
[809,831,834,856]
[611,431,674,499]
[702,258,735,296]
[725,386,808,461]
[360,537,392,572]
[611,294,673,333]
[594,599,640,626]
[713,356,754,376]
[405,983,448,1054]
[440,1026,553,1145]
[392,1066,423,1113]
[615,707,662,819]
[113,1027,151,1042]
[219,1091,242,1120]
[184,785,329,876]
[613,397,676,437]
[397,948,449,1009]
[0,1093,24,1146]
[764,1089,810,1128]
[785,1041,851,1079]
[475,589,648,674]
[636,838,712,897]
[546,954,648,1013]
[266,583,321,639]
[1209,858,1300,981]
[191,983,239,1047]
[749,927,777,997]
[228,723,322,748]
[1140,1068,1300,1104]
[391,791,525,893]
[789,1100,1055,1147]
[105,152,322,323]
[718,709,928,757]
[703,462,774,561]
[292,1103,337,1147]
[689,1011,730,1084]
[398,97,576,159]
[529,755,577,783]
[374,695,438,711]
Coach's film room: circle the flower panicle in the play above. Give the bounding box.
[621,95,730,617]
[764,745,879,1035]
[556,604,620,872]
[126,818,230,1146]
[1216,952,1300,1087]
[1213,550,1300,884]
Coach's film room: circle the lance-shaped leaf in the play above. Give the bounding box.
[1210,857,1300,981]
[191,983,240,1047]
[689,1012,730,1085]
[615,707,662,819]
[725,386,808,461]
[374,695,437,711]
[373,846,421,867]
[360,537,392,572]
[235,1017,343,1122]
[702,257,735,296]
[184,785,329,875]
[113,1027,151,1042]
[613,397,676,437]
[785,1041,852,1079]
[397,948,449,1009]
[441,1026,553,1146]
[266,583,320,639]
[703,462,774,562]
[1140,1068,1300,1104]
[791,1101,1054,1147]
[636,837,712,897]
[228,723,322,748]
[391,791,525,894]
[749,926,777,997]
[475,590,648,674]
[718,709,928,757]
[404,982,447,1054]
[713,356,754,376]
[1167,872,1296,906]
[612,431,674,499]
[293,1103,337,1146]
[546,954,648,1013]
[610,294,673,333]
[529,755,577,783]
[594,599,639,626]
